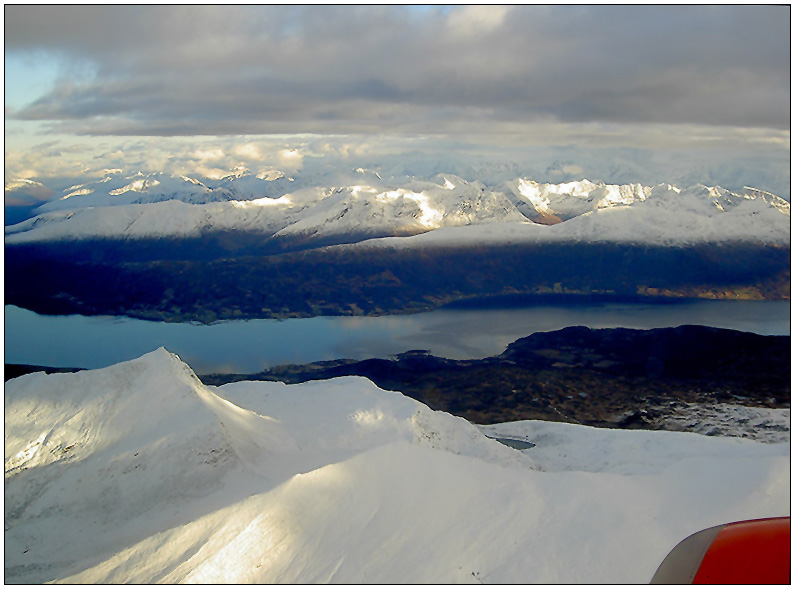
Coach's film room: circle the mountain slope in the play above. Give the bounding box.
[5,172,789,322]
[362,183,790,248]
[5,173,790,247]
[5,349,789,583]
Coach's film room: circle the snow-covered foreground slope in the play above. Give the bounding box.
[5,172,790,246]
[5,350,789,584]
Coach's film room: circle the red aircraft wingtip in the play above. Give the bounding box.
[651,517,790,584]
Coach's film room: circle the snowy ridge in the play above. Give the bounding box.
[5,171,790,246]
[45,173,218,210]
[4,179,55,207]
[501,178,651,223]
[5,349,789,584]
[4,198,297,242]
[361,182,791,248]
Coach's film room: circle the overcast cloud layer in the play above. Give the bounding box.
[6,5,790,135]
[4,5,791,197]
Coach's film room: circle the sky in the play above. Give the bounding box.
[4,5,792,197]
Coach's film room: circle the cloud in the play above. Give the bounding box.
[194,147,226,162]
[276,148,303,172]
[445,5,513,39]
[233,143,263,161]
[3,131,790,201]
[4,135,314,187]
[5,5,789,139]
[547,164,584,178]
[3,6,790,199]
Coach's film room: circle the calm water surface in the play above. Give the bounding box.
[4,300,790,374]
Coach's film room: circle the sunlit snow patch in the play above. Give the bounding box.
[230,196,292,208]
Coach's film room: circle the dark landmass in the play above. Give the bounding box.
[200,325,791,427]
[4,364,85,381]
[5,239,790,322]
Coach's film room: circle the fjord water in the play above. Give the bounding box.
[4,300,790,375]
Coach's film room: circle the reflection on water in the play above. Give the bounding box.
[4,300,790,375]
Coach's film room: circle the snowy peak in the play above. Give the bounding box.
[4,348,252,582]
[5,347,530,488]
[5,172,790,247]
[740,187,791,216]
[5,348,222,476]
[4,345,316,492]
[274,179,525,239]
[37,172,215,213]
[502,178,651,223]
[33,170,300,215]
[208,169,298,201]
[4,178,56,207]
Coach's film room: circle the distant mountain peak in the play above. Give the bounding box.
[5,171,790,248]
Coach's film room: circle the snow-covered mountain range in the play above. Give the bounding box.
[5,171,790,247]
[5,349,789,584]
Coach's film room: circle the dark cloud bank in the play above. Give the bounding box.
[6,5,790,137]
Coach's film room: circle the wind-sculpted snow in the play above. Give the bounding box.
[5,171,790,246]
[5,349,789,583]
